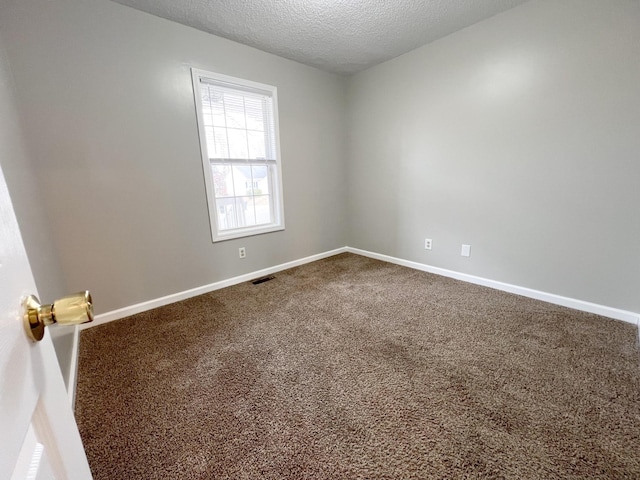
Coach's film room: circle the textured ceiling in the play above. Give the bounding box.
[111,0,530,75]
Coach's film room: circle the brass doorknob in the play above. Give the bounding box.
[23,291,94,342]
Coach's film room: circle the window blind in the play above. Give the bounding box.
[199,79,276,164]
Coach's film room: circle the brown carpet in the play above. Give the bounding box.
[75,253,640,479]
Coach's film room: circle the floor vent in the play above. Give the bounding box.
[252,275,275,285]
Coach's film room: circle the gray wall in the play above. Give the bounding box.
[1,0,639,317]
[0,0,348,314]
[0,32,65,303]
[347,0,640,312]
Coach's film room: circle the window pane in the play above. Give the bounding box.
[231,165,252,195]
[251,165,269,195]
[202,89,226,127]
[223,93,246,129]
[212,164,234,197]
[204,126,215,154]
[244,96,265,131]
[254,195,272,225]
[216,197,237,231]
[202,104,213,127]
[235,196,257,227]
[210,91,226,127]
[227,129,248,158]
[247,131,266,160]
[211,127,229,158]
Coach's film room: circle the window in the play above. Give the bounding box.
[191,69,285,242]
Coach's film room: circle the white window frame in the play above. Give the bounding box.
[191,68,285,242]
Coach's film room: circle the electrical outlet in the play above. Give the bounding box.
[461,244,471,257]
[424,238,432,250]
[239,247,246,259]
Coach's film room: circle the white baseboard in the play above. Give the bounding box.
[346,247,640,326]
[83,245,639,328]
[71,245,639,402]
[81,247,348,330]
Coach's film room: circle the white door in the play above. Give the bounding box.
[0,163,92,478]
